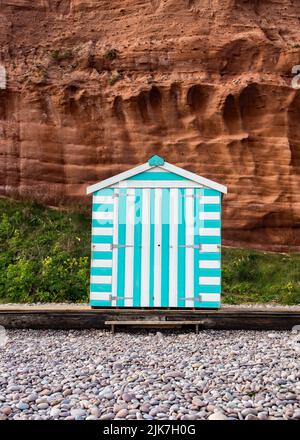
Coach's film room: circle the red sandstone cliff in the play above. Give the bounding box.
[0,0,300,251]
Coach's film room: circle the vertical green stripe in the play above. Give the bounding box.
[161,189,170,307]
[194,188,201,308]
[149,189,155,307]
[117,188,126,307]
[178,188,186,307]
[198,188,205,308]
[219,192,222,307]
[133,189,142,306]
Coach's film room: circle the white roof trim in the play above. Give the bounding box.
[163,162,227,194]
[86,161,227,194]
[86,163,151,194]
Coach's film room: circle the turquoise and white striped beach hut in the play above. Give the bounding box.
[86,155,227,309]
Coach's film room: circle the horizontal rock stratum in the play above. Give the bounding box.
[0,0,300,251]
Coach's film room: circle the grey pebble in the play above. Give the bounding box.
[16,402,29,411]
[0,329,297,420]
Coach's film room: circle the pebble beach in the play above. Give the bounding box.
[0,329,299,420]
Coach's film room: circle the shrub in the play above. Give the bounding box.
[0,199,90,303]
[108,73,121,86]
[103,48,118,61]
[50,49,73,61]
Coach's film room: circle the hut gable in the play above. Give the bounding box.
[86,155,227,194]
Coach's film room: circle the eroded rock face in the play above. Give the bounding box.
[0,0,300,251]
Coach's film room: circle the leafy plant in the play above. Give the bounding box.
[108,72,121,86]
[0,199,90,303]
[103,48,118,61]
[50,49,73,61]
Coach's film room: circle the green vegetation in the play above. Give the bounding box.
[222,248,300,305]
[0,199,90,303]
[0,198,299,304]
[103,48,118,61]
[50,49,73,61]
[108,72,121,86]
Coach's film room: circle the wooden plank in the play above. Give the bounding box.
[105,320,205,325]
[0,308,299,330]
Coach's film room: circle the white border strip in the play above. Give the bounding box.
[199,260,220,269]
[93,196,114,204]
[90,292,111,301]
[200,244,220,253]
[92,243,111,252]
[91,260,112,268]
[91,275,112,284]
[200,293,220,302]
[199,196,220,204]
[199,228,220,236]
[92,212,114,220]
[92,227,113,236]
[199,277,221,285]
[199,212,220,220]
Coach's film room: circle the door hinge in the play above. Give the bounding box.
[178,296,201,302]
[110,295,133,300]
[182,194,202,199]
[178,244,202,250]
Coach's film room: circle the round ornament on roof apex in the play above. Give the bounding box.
[148,155,165,166]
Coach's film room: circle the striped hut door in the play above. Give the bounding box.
[112,188,150,307]
[111,187,206,308]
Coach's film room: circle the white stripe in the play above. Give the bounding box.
[200,244,220,253]
[200,196,220,204]
[92,227,113,235]
[147,167,167,172]
[93,195,114,204]
[111,189,119,307]
[200,293,220,302]
[185,188,194,307]
[92,243,111,252]
[199,260,220,269]
[91,275,112,284]
[92,211,114,220]
[169,189,178,307]
[199,228,220,236]
[91,259,112,267]
[153,188,162,307]
[114,181,203,188]
[199,276,220,285]
[90,292,111,301]
[124,189,135,306]
[199,212,220,220]
[140,189,150,307]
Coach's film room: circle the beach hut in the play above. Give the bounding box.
[86,155,227,309]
